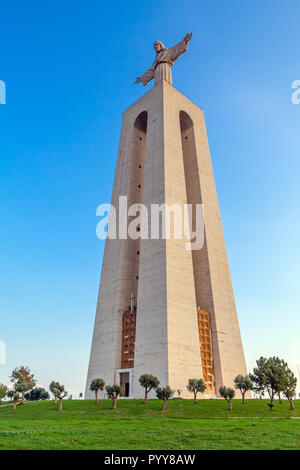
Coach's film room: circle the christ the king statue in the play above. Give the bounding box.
[134,32,193,87]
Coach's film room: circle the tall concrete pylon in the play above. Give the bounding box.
[85,38,248,398]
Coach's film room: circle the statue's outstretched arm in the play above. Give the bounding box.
[134,63,156,86]
[167,32,193,63]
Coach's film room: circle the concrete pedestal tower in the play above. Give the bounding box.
[85,33,248,399]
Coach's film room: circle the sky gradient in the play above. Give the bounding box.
[1,0,300,396]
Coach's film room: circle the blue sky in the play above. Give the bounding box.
[1,0,300,396]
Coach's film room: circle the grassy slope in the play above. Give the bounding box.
[0,399,299,450]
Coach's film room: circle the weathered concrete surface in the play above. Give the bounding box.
[85,80,248,399]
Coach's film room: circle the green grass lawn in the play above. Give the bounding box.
[0,399,299,450]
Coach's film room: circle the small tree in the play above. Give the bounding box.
[90,378,105,403]
[249,359,266,400]
[250,356,288,410]
[233,374,253,404]
[276,360,296,406]
[15,381,33,404]
[0,383,8,403]
[282,368,297,410]
[41,389,50,400]
[49,380,60,404]
[105,384,122,409]
[138,374,160,403]
[10,366,36,404]
[7,390,15,400]
[186,378,206,404]
[156,386,174,410]
[8,390,19,410]
[12,393,19,410]
[53,383,68,411]
[219,386,235,410]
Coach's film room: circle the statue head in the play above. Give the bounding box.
[153,41,165,53]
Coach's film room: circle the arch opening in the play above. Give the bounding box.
[119,111,148,384]
[180,110,215,394]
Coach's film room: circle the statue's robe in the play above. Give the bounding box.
[138,37,188,86]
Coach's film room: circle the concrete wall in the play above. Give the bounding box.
[85,80,248,399]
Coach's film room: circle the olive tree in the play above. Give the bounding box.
[105,384,122,409]
[90,378,105,403]
[219,386,235,410]
[138,374,160,403]
[186,378,206,404]
[10,367,36,405]
[52,383,68,411]
[8,390,19,410]
[156,386,174,410]
[0,383,8,403]
[233,374,253,404]
[49,380,60,404]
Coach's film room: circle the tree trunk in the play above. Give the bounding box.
[162,399,168,410]
[59,399,63,411]
[21,391,25,405]
[268,394,275,411]
[193,392,197,404]
[242,392,245,404]
[278,392,282,404]
[13,402,17,410]
[227,399,233,410]
[54,397,58,405]
[144,389,148,404]
[112,397,117,409]
[95,390,98,403]
[289,398,295,410]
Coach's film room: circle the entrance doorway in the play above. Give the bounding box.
[120,372,130,397]
[116,368,133,398]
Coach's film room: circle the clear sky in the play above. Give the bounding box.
[1,0,300,397]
